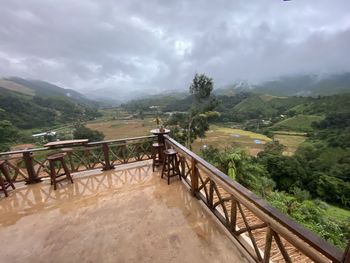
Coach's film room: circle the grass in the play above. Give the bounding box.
[192,125,272,156]
[273,131,307,136]
[259,94,287,102]
[273,134,307,156]
[272,115,324,132]
[325,205,350,221]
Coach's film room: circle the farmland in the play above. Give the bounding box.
[273,132,307,155]
[86,117,156,140]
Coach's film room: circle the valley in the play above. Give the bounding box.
[0,75,349,250]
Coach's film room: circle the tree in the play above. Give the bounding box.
[0,120,18,151]
[201,146,274,197]
[186,73,218,147]
[189,73,214,101]
[317,175,350,207]
[73,125,105,142]
[166,73,218,148]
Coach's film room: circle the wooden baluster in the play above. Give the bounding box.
[66,151,75,172]
[122,143,128,163]
[343,241,350,263]
[190,158,199,197]
[22,151,41,184]
[102,143,114,170]
[180,156,185,178]
[209,180,214,209]
[263,227,273,263]
[230,198,237,233]
[273,231,292,263]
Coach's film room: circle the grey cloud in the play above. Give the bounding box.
[0,0,350,99]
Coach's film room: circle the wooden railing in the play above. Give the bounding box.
[0,134,349,262]
[165,136,350,263]
[0,135,155,183]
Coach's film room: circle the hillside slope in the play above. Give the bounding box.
[254,72,350,96]
[0,81,101,129]
[2,77,97,106]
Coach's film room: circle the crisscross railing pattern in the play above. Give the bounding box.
[0,136,155,183]
[165,136,349,263]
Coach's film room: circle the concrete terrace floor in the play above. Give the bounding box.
[0,161,247,263]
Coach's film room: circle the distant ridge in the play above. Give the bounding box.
[3,77,96,106]
[254,72,350,96]
[216,72,350,97]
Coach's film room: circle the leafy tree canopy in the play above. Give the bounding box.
[73,125,105,142]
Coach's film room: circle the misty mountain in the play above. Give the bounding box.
[4,77,97,106]
[215,72,350,97]
[254,72,350,96]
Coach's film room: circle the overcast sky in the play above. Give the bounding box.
[1,0,350,97]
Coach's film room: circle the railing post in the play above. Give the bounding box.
[263,227,273,263]
[230,198,237,233]
[102,143,114,170]
[190,157,199,197]
[179,156,185,178]
[343,241,350,263]
[22,151,41,184]
[209,180,214,208]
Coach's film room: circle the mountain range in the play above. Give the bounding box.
[1,72,350,107]
[217,72,350,97]
[1,77,96,106]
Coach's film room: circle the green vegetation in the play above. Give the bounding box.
[165,73,218,148]
[201,142,350,249]
[0,120,19,151]
[0,83,101,130]
[272,115,324,132]
[326,205,350,221]
[73,125,105,142]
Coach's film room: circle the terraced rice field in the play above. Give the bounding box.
[192,125,272,156]
[86,118,156,140]
[87,119,304,157]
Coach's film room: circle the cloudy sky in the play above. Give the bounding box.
[0,0,350,98]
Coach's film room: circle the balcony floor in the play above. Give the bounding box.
[0,161,247,263]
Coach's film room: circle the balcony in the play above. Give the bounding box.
[0,135,349,263]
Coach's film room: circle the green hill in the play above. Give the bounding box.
[288,94,350,115]
[233,94,276,117]
[0,79,101,129]
[0,79,34,95]
[254,72,350,96]
[4,77,96,106]
[272,115,324,132]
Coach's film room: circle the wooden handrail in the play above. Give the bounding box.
[0,135,156,156]
[87,135,156,146]
[165,135,345,263]
[0,135,156,184]
[0,147,49,156]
